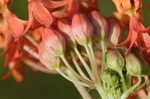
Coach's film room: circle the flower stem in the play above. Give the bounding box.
[56,68,90,87]
[100,32,107,70]
[88,43,99,80]
[96,83,107,99]
[67,70,92,99]
[23,45,39,59]
[136,76,149,91]
[74,47,93,80]
[118,71,127,91]
[121,76,142,99]
[72,53,90,81]
[60,55,80,78]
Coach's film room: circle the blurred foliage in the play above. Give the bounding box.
[0,0,150,99]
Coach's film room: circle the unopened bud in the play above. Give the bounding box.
[72,13,94,45]
[40,28,65,56]
[125,53,142,76]
[106,50,124,72]
[57,20,75,42]
[101,71,120,87]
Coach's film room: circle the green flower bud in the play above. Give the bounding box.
[101,72,120,86]
[106,50,124,72]
[125,53,142,76]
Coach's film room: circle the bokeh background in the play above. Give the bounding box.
[0,0,150,99]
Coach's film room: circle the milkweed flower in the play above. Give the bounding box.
[39,28,65,56]
[1,0,150,99]
[5,10,25,39]
[72,13,94,45]
[28,0,54,25]
[118,15,150,54]
[112,0,143,28]
[38,27,65,69]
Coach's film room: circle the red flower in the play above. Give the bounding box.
[112,0,142,12]
[25,0,54,33]
[6,10,25,39]
[118,16,150,54]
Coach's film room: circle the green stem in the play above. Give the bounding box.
[72,54,90,81]
[136,76,149,91]
[74,47,94,80]
[121,76,142,99]
[100,32,107,70]
[56,68,90,87]
[88,43,99,80]
[84,44,96,80]
[60,55,80,78]
[96,83,107,99]
[67,70,92,99]
[119,71,127,91]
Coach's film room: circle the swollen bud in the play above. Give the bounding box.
[71,13,94,45]
[38,28,65,70]
[125,53,142,76]
[57,20,75,42]
[41,28,65,56]
[106,50,124,72]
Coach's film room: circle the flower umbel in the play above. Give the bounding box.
[1,0,150,99]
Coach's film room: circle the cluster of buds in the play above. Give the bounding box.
[1,0,150,99]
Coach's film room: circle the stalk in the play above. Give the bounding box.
[56,68,90,87]
[74,47,94,80]
[88,43,99,80]
[67,70,92,99]
[72,53,90,81]
[118,71,127,91]
[121,76,142,99]
[60,55,80,78]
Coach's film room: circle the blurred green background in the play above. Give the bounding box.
[0,0,150,99]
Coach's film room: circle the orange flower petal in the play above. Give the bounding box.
[30,0,53,25]
[6,11,24,38]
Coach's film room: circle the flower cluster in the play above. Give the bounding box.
[1,0,150,99]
